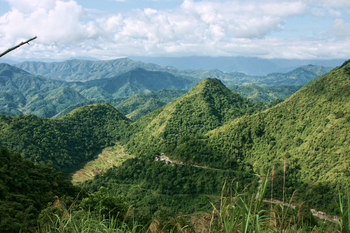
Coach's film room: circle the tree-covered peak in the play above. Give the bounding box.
[176,58,350,213]
[186,78,231,95]
[60,103,130,122]
[125,78,264,156]
[0,63,32,77]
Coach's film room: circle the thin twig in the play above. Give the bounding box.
[0,36,37,58]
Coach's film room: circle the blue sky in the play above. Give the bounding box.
[0,0,349,60]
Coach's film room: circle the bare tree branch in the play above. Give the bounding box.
[0,36,37,58]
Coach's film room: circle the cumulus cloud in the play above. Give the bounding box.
[330,19,349,38]
[0,0,349,60]
[0,0,93,46]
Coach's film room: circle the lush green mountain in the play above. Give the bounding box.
[0,63,68,117]
[0,146,81,232]
[228,84,303,102]
[125,78,266,158]
[0,63,89,118]
[0,64,196,118]
[53,89,186,121]
[73,68,196,99]
[165,61,350,214]
[0,103,130,173]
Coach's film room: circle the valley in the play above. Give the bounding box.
[0,57,349,232]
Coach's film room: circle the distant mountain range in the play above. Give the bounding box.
[0,63,196,118]
[0,60,334,119]
[129,56,344,75]
[14,58,333,86]
[4,55,344,76]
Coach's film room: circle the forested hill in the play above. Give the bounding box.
[72,68,196,98]
[0,103,130,173]
[0,63,69,116]
[228,84,303,102]
[0,63,196,118]
[53,89,187,121]
[125,78,265,157]
[167,60,350,213]
[0,147,81,232]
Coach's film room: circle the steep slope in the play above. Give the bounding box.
[0,64,196,118]
[0,63,87,118]
[0,103,131,173]
[0,147,81,232]
[125,78,265,156]
[21,86,87,118]
[75,68,196,98]
[168,62,350,213]
[53,89,186,121]
[228,84,303,102]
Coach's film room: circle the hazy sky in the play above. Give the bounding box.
[0,0,349,60]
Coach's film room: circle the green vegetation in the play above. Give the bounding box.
[1,58,349,232]
[71,143,134,184]
[0,146,82,232]
[1,61,330,119]
[82,153,256,227]
[165,61,350,214]
[0,63,195,118]
[0,103,130,173]
[228,84,303,103]
[125,78,266,156]
[53,89,186,121]
[33,170,343,232]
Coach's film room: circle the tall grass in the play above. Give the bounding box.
[37,210,143,233]
[208,174,268,233]
[36,172,348,233]
[336,189,350,233]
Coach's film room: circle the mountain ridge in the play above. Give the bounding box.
[14,59,333,86]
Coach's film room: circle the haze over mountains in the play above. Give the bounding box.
[2,55,344,76]
[129,56,344,75]
[14,58,334,86]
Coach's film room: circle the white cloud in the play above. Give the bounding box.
[0,0,93,46]
[311,0,350,8]
[330,19,349,38]
[328,9,342,18]
[0,0,349,60]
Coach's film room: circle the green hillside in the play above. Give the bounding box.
[0,146,81,232]
[53,89,186,121]
[166,62,350,213]
[0,63,67,117]
[75,68,196,99]
[0,103,130,173]
[125,78,265,157]
[229,84,303,102]
[0,64,195,118]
